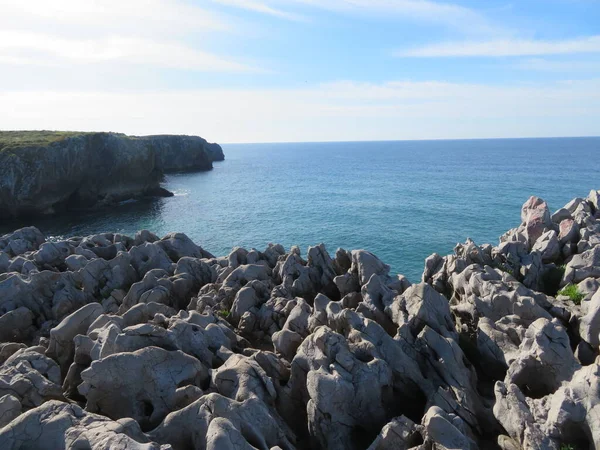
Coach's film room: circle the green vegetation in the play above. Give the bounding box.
[218,309,231,318]
[560,444,576,450]
[558,284,585,305]
[497,263,515,277]
[0,131,92,151]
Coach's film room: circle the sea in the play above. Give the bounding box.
[2,137,599,281]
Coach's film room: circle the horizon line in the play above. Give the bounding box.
[222,134,600,145]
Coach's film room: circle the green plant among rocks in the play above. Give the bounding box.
[558,284,585,305]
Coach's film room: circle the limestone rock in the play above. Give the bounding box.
[46,302,104,376]
[351,250,391,286]
[521,196,553,248]
[148,393,295,450]
[79,347,209,430]
[0,394,21,428]
[0,400,167,449]
[506,318,579,398]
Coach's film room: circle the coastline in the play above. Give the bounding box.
[0,131,223,220]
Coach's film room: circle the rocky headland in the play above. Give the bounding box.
[0,189,599,449]
[0,131,224,219]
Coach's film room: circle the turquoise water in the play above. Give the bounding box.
[2,137,599,281]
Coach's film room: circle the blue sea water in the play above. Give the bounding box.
[3,137,599,281]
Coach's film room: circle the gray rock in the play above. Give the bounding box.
[157,232,214,261]
[46,302,104,376]
[0,400,166,449]
[551,207,572,224]
[148,393,295,450]
[588,189,600,213]
[0,227,45,257]
[0,343,27,364]
[521,196,553,248]
[531,229,560,263]
[0,307,35,343]
[421,406,477,450]
[79,347,209,430]
[0,394,21,428]
[367,416,422,450]
[129,243,174,278]
[212,353,277,404]
[351,250,391,286]
[558,218,580,245]
[562,246,600,286]
[133,229,160,246]
[0,349,64,408]
[506,318,579,398]
[580,288,600,346]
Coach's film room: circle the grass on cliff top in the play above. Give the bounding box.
[0,131,98,151]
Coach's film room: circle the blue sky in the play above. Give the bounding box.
[0,0,599,142]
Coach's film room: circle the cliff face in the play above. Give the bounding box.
[139,134,224,172]
[0,132,223,219]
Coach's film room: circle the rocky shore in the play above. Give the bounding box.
[0,189,598,449]
[0,131,224,219]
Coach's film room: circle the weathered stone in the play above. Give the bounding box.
[79,347,209,430]
[0,400,165,449]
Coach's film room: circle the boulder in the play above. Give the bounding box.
[0,400,165,449]
[0,227,45,257]
[505,318,579,398]
[157,232,214,261]
[562,246,600,286]
[0,394,21,428]
[351,250,391,286]
[46,302,104,376]
[79,347,209,430]
[521,196,553,248]
[148,393,295,450]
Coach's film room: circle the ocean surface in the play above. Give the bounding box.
[2,137,599,281]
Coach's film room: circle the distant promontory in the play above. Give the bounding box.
[0,131,224,219]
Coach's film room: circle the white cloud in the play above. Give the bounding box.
[210,0,499,33]
[515,58,600,72]
[0,0,229,35]
[0,31,255,72]
[0,0,255,72]
[397,36,600,57]
[207,0,304,21]
[2,79,598,143]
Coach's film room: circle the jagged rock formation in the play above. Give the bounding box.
[0,131,223,219]
[0,189,598,449]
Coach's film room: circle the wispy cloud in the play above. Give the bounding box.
[0,31,255,72]
[397,36,600,57]
[207,0,305,21]
[0,0,256,72]
[210,0,501,34]
[0,0,229,35]
[514,57,600,72]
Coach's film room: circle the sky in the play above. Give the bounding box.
[0,0,599,143]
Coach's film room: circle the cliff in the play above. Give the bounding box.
[0,131,223,219]
[0,189,598,449]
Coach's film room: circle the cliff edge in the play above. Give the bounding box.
[0,131,224,219]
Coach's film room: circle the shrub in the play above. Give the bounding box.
[558,284,585,305]
[218,309,231,318]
